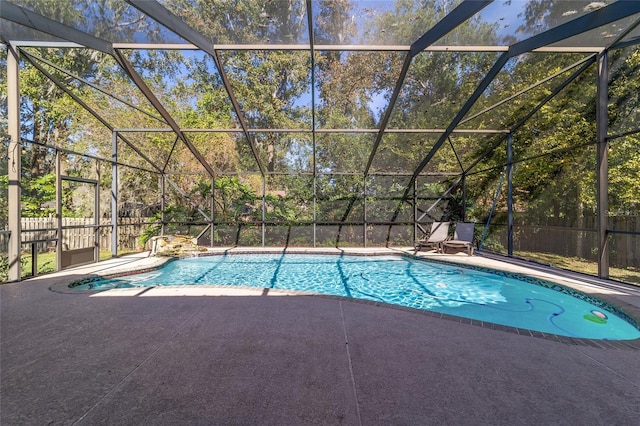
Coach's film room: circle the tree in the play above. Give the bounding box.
[608,46,640,215]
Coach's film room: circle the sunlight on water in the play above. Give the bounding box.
[74,254,640,340]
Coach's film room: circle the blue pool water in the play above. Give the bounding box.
[75,254,640,340]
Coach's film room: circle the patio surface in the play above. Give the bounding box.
[2,249,640,425]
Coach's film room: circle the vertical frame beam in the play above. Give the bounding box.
[363,176,367,248]
[210,177,215,248]
[7,44,21,281]
[95,159,100,262]
[461,175,467,222]
[413,179,418,244]
[596,52,609,278]
[30,242,37,277]
[161,174,166,236]
[55,151,62,271]
[506,133,514,256]
[111,131,118,258]
[261,177,266,247]
[307,0,317,248]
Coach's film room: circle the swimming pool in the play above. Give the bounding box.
[73,253,640,340]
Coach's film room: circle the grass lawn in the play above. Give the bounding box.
[19,250,138,278]
[515,251,640,286]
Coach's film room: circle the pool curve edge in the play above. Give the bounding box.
[50,250,640,349]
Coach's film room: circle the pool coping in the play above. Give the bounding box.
[49,247,640,349]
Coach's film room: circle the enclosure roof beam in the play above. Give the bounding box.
[113,49,217,178]
[0,1,114,54]
[4,38,606,53]
[21,51,163,174]
[508,4,640,58]
[112,128,510,134]
[125,0,266,176]
[8,41,83,48]
[108,43,607,53]
[364,0,491,177]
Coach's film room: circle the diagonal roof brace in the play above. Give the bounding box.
[124,0,266,176]
[165,176,211,222]
[441,11,638,182]
[459,54,597,126]
[509,56,596,133]
[364,0,493,177]
[410,1,493,57]
[1,2,216,178]
[409,0,640,185]
[455,56,597,185]
[113,49,217,178]
[21,50,164,174]
[0,2,170,174]
[20,49,167,124]
[385,0,640,231]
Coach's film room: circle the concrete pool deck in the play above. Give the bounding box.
[2,249,640,424]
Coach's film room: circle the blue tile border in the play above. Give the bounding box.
[408,253,640,337]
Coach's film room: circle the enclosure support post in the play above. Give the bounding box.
[55,151,62,271]
[111,131,118,257]
[363,176,367,248]
[312,175,317,248]
[309,6,317,249]
[95,159,100,262]
[507,132,514,257]
[261,177,266,247]
[161,174,166,236]
[461,175,467,222]
[210,177,214,247]
[413,179,418,245]
[596,51,609,279]
[7,44,21,281]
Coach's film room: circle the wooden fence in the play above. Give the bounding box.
[489,216,639,268]
[5,217,151,253]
